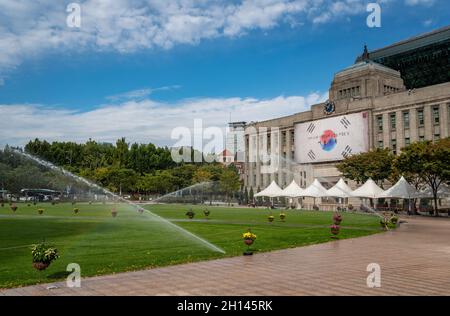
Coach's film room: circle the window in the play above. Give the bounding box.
[403,111,410,129]
[433,106,440,124]
[376,115,383,132]
[391,139,397,155]
[405,138,410,146]
[378,140,384,149]
[390,113,396,130]
[434,133,440,141]
[417,109,424,126]
[419,135,425,141]
[290,130,294,143]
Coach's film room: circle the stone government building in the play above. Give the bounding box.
[240,25,450,205]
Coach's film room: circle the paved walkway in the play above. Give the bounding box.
[2,217,450,296]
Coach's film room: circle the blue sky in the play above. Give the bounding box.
[0,0,448,147]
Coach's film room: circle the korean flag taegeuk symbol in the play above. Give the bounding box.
[319,130,337,152]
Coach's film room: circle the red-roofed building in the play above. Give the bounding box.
[217,149,234,165]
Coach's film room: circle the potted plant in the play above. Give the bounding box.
[348,204,354,211]
[186,209,195,219]
[203,209,210,218]
[387,214,399,228]
[279,212,286,221]
[268,215,274,223]
[31,242,59,271]
[11,203,18,212]
[242,229,257,255]
[73,208,79,214]
[111,208,118,217]
[333,212,343,225]
[37,208,44,215]
[330,224,340,237]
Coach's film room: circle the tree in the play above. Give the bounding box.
[114,138,129,168]
[395,138,450,215]
[336,148,395,186]
[249,187,254,203]
[243,187,249,205]
[219,168,240,205]
[192,168,213,184]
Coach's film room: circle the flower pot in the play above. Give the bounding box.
[111,211,117,218]
[268,217,274,223]
[32,262,50,271]
[330,224,340,235]
[244,239,254,246]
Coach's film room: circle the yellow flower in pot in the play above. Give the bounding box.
[242,229,257,256]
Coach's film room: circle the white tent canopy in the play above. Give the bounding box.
[280,180,304,198]
[326,178,353,198]
[377,176,419,199]
[254,180,283,198]
[301,179,329,198]
[351,178,384,199]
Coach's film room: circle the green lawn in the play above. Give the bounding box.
[0,202,382,289]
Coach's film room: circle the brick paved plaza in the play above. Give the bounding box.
[2,216,450,296]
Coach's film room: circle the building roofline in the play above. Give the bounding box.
[369,25,450,59]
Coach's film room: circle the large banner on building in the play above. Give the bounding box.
[294,112,369,163]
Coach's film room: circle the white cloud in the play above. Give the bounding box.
[422,18,433,27]
[0,91,328,148]
[106,85,181,102]
[405,0,435,6]
[0,0,393,78]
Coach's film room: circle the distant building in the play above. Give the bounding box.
[226,121,246,162]
[217,149,234,165]
[243,26,450,198]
